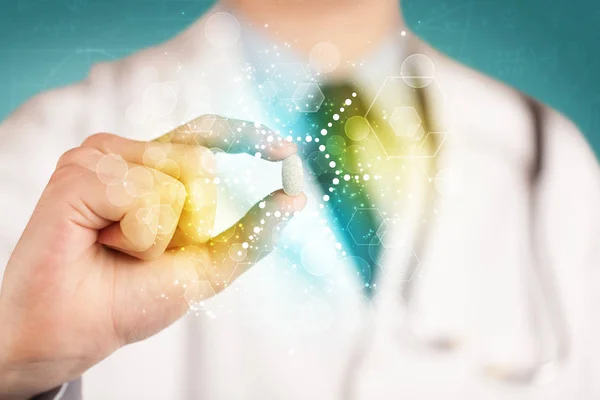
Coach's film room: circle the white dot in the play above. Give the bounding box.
[345,99,352,106]
[363,174,370,181]
[323,195,330,201]
[352,92,357,97]
[319,145,326,151]
[305,135,313,142]
[321,129,327,135]
[332,178,340,185]
[344,174,350,181]
[329,161,336,168]
[333,114,340,121]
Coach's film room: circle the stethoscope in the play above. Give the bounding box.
[341,54,570,398]
[236,24,570,394]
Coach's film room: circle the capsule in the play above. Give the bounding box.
[281,154,304,196]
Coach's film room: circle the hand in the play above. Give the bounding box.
[0,115,305,399]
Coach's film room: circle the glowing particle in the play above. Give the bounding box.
[321,129,327,135]
[345,99,352,106]
[333,114,340,121]
[329,161,336,168]
[323,195,330,202]
[332,178,340,185]
[344,174,351,181]
[282,154,304,196]
[363,174,370,181]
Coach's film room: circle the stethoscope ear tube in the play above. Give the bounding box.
[401,86,570,385]
[478,96,570,385]
[519,96,569,382]
[342,42,571,397]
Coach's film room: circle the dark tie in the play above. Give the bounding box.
[302,83,383,296]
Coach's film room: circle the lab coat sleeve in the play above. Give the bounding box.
[32,380,82,400]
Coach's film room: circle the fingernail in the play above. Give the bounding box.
[290,193,307,211]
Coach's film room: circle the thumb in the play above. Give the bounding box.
[110,190,306,344]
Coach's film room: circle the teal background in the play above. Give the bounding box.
[0,0,598,156]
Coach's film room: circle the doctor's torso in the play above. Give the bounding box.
[0,6,599,400]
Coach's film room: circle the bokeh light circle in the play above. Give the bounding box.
[204,12,241,48]
[345,116,371,141]
[301,239,338,276]
[142,83,178,118]
[309,42,341,74]
[401,54,435,88]
[96,154,129,186]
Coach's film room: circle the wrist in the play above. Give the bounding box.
[0,309,63,400]
[0,344,66,400]
[0,328,27,400]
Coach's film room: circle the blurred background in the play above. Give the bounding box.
[0,0,598,154]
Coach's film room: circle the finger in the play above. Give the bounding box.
[109,244,212,344]
[98,176,184,260]
[109,191,306,344]
[81,133,216,179]
[204,189,307,291]
[82,133,218,244]
[55,146,185,259]
[162,115,298,161]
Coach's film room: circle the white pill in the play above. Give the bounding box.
[281,154,304,196]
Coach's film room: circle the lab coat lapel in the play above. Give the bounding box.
[403,37,542,372]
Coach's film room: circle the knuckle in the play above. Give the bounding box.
[169,179,187,209]
[167,177,186,196]
[184,146,216,176]
[56,147,84,168]
[49,163,84,187]
[198,113,219,120]
[56,146,103,168]
[138,191,161,208]
[81,132,114,148]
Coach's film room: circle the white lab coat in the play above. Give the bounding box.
[1,5,599,400]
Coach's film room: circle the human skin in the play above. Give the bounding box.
[0,115,306,399]
[226,0,401,70]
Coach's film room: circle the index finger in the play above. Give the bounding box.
[160,115,298,161]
